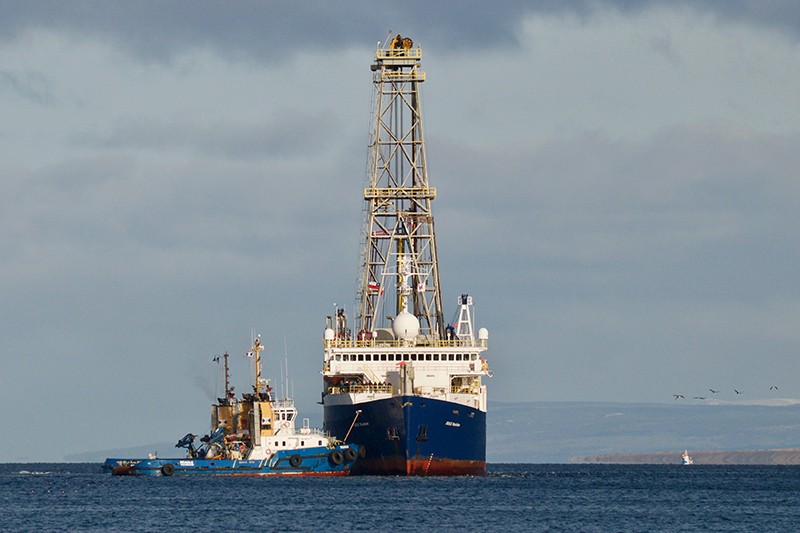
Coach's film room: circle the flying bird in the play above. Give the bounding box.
[770,385,779,391]
[709,389,719,394]
[734,389,742,395]
[674,394,685,400]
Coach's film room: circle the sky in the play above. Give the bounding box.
[2,1,799,461]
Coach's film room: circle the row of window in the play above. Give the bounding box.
[270,440,324,448]
[334,352,478,362]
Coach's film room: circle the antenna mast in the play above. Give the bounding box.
[223,351,231,398]
[356,35,445,338]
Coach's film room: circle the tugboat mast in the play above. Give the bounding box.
[357,35,445,339]
[252,335,266,398]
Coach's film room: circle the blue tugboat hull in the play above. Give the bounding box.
[103,445,360,477]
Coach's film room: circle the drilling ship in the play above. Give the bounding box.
[321,36,491,476]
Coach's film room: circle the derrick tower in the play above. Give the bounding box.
[356,36,445,339]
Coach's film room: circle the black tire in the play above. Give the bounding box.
[160,463,175,476]
[329,450,344,465]
[358,445,367,458]
[344,447,358,462]
[289,454,302,468]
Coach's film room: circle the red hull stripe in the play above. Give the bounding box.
[352,458,486,476]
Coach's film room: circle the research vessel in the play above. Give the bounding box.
[104,336,362,476]
[321,36,491,476]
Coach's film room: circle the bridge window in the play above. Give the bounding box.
[411,354,417,361]
[403,354,410,361]
[425,354,432,361]
[380,354,387,361]
[456,354,462,361]
[358,354,364,361]
[433,354,439,361]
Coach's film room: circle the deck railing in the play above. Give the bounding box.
[324,338,487,350]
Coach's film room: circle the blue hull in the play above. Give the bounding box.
[324,395,486,476]
[103,445,359,477]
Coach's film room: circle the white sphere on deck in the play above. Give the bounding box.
[324,328,335,341]
[392,311,420,340]
[478,327,489,340]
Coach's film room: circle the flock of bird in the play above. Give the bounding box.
[674,385,779,400]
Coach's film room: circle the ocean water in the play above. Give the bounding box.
[2,463,800,532]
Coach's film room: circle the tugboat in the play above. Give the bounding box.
[104,336,363,476]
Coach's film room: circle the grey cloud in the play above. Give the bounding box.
[0,1,528,63]
[434,123,800,306]
[0,70,54,104]
[76,110,337,158]
[3,1,798,64]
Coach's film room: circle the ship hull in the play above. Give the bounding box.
[324,395,486,476]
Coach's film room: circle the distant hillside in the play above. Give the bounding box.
[62,400,800,464]
[571,449,800,465]
[487,401,800,463]
[64,442,174,463]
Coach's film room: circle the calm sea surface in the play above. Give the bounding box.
[2,463,799,532]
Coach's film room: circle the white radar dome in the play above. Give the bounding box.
[324,328,335,341]
[478,327,489,341]
[392,311,420,341]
